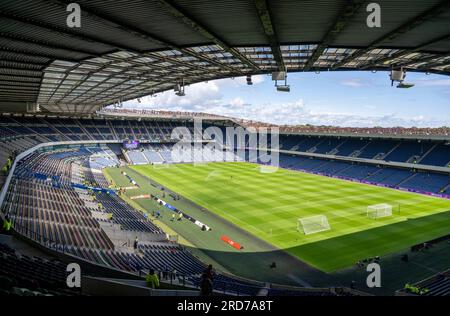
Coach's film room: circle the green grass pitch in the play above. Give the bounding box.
[130,162,450,272]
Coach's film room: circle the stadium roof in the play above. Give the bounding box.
[1,0,450,114]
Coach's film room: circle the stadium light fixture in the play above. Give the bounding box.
[390,67,415,88]
[276,85,290,92]
[246,75,253,85]
[174,79,186,96]
[397,82,415,89]
[273,68,290,92]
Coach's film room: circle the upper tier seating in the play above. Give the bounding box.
[384,141,434,163]
[357,139,399,159]
[365,168,413,186]
[1,116,449,173]
[419,143,450,167]
[335,139,369,156]
[127,151,148,165]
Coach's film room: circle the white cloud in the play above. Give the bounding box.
[229,97,246,108]
[415,79,450,87]
[123,80,222,111]
[340,78,367,88]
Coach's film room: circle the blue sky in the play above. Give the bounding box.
[121,71,450,127]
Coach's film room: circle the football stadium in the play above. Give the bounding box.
[0,0,449,300]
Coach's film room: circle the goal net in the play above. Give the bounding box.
[298,215,331,235]
[367,203,393,219]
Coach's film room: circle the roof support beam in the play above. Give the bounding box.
[156,0,259,71]
[0,73,43,80]
[333,0,450,69]
[0,32,100,57]
[0,48,76,63]
[54,55,212,105]
[0,59,47,70]
[0,80,41,86]
[361,34,450,69]
[52,0,246,75]
[0,67,43,75]
[398,53,450,69]
[417,57,450,70]
[2,9,234,78]
[304,0,364,71]
[254,0,284,70]
[0,10,142,54]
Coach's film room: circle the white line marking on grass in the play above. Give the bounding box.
[204,170,222,181]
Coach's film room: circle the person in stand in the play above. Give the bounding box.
[172,268,177,281]
[133,236,139,251]
[269,261,277,270]
[178,212,183,221]
[163,266,169,280]
[204,264,215,280]
[199,273,213,296]
[146,269,160,289]
[2,215,12,234]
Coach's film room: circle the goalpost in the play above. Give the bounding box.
[298,215,331,235]
[367,203,393,219]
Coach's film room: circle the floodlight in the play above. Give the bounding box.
[276,85,290,92]
[174,79,186,96]
[390,69,405,82]
[175,91,186,96]
[246,75,253,85]
[397,82,415,89]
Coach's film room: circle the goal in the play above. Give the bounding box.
[298,215,331,235]
[367,203,393,219]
